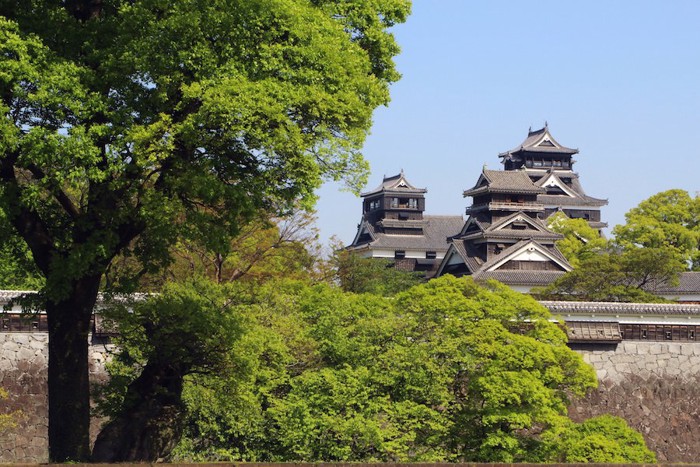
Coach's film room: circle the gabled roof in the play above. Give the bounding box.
[499,125,578,159]
[535,171,608,207]
[489,211,557,234]
[479,239,571,273]
[535,172,580,198]
[348,220,377,247]
[436,238,572,281]
[535,172,608,207]
[463,169,545,197]
[457,212,563,242]
[455,216,487,238]
[435,241,480,277]
[361,170,427,197]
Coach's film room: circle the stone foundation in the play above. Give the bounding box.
[0,332,111,463]
[572,341,700,463]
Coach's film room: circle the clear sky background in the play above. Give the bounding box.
[315,1,700,247]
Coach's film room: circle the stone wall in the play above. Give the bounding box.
[571,341,700,463]
[4,333,700,463]
[0,332,111,463]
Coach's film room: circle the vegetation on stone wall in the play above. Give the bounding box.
[0,387,20,434]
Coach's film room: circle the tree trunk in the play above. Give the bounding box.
[91,361,187,462]
[46,275,101,462]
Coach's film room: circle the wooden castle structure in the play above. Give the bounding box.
[346,171,463,275]
[348,124,607,288]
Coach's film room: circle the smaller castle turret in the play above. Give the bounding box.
[347,171,463,276]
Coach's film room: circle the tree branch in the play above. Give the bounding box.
[0,152,56,275]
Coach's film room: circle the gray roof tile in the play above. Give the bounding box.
[541,300,700,315]
[464,169,545,196]
[352,215,463,251]
[361,171,427,197]
[648,272,700,294]
[474,270,566,285]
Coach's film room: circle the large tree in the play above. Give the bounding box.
[613,189,700,269]
[0,0,409,460]
[154,276,599,462]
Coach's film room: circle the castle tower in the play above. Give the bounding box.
[499,124,607,230]
[436,168,572,290]
[347,171,463,276]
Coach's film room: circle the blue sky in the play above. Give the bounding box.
[315,1,700,247]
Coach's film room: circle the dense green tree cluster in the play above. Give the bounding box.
[0,0,410,460]
[613,189,700,270]
[541,196,691,302]
[96,274,656,463]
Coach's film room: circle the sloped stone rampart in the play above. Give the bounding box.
[0,332,111,463]
[571,341,700,463]
[4,333,700,463]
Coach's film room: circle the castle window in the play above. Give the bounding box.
[408,198,418,209]
[391,198,398,208]
[665,330,672,340]
[426,251,436,259]
[690,330,695,340]
[398,212,409,220]
[642,329,648,339]
[394,250,406,259]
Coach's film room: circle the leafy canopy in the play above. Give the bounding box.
[0,2,410,460]
[613,189,700,270]
[141,276,600,462]
[0,0,410,293]
[547,211,608,268]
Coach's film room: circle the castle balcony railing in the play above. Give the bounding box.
[466,201,544,214]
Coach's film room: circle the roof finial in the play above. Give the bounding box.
[528,125,532,133]
[400,168,404,175]
[544,120,548,128]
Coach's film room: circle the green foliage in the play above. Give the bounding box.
[0,2,409,458]
[613,189,700,270]
[0,211,43,290]
[534,246,683,302]
[95,280,244,419]
[333,249,423,296]
[0,0,410,294]
[165,276,606,462]
[547,212,608,267]
[547,415,656,463]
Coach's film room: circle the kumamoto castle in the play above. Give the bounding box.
[5,125,700,462]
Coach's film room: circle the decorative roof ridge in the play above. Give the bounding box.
[487,210,551,232]
[499,125,578,158]
[361,171,427,197]
[480,238,571,273]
